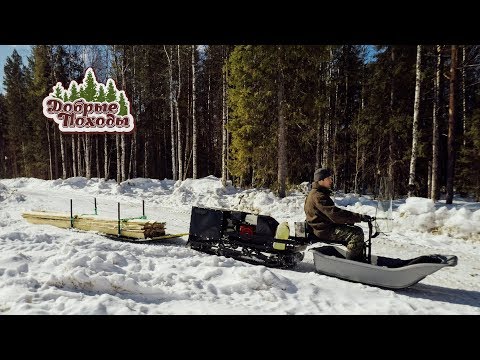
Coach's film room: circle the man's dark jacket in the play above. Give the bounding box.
[304,182,362,239]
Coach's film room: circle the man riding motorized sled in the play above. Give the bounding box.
[304,168,373,262]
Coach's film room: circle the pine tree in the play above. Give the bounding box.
[83,68,98,101]
[29,45,55,179]
[3,49,30,177]
[228,45,340,190]
[117,91,128,115]
[53,83,64,99]
[105,79,117,102]
[69,82,80,101]
[96,84,106,102]
[79,85,85,99]
[0,94,7,177]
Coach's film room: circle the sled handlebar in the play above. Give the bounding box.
[365,219,381,264]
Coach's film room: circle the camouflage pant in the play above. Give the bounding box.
[330,225,365,261]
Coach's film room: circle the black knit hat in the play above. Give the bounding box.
[314,168,332,182]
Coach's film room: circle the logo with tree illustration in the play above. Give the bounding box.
[42,68,135,133]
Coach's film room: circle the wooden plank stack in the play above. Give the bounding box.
[22,211,166,239]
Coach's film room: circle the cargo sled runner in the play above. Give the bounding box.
[187,206,308,269]
[310,219,458,289]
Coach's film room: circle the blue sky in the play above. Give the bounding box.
[0,45,32,93]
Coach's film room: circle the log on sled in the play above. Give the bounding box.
[21,210,166,240]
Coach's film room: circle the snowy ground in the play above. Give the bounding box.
[0,176,479,314]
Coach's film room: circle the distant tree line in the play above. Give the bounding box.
[0,45,479,202]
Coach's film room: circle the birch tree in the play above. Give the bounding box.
[221,47,228,186]
[388,47,395,194]
[462,45,467,147]
[277,46,287,198]
[192,45,198,179]
[176,46,183,181]
[164,45,177,180]
[446,45,458,204]
[431,45,443,201]
[408,45,422,197]
[322,46,333,169]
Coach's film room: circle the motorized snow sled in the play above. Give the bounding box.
[186,206,458,288]
[310,220,458,289]
[187,206,309,268]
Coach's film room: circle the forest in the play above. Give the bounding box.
[0,45,479,202]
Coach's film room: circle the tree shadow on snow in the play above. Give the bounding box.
[397,283,480,308]
[137,237,188,247]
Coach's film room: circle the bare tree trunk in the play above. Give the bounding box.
[354,122,360,195]
[176,46,183,181]
[184,67,190,180]
[112,44,128,183]
[388,47,395,196]
[133,132,137,178]
[164,45,177,180]
[361,151,366,194]
[332,65,339,180]
[21,141,28,177]
[462,45,467,147]
[315,106,322,169]
[131,46,138,179]
[163,120,168,177]
[431,45,442,201]
[322,47,333,169]
[45,120,53,180]
[144,138,149,178]
[85,134,91,179]
[343,66,349,193]
[222,48,228,186]
[77,134,83,177]
[184,125,189,179]
[116,134,121,183]
[60,132,67,179]
[95,136,100,179]
[51,45,61,179]
[71,137,77,177]
[226,77,230,183]
[130,132,137,179]
[184,50,191,180]
[446,45,458,204]
[277,46,287,198]
[192,45,198,179]
[322,119,330,169]
[427,161,432,197]
[120,56,127,182]
[53,125,58,179]
[104,135,109,180]
[12,150,18,178]
[332,119,338,183]
[354,76,364,195]
[121,134,126,181]
[408,45,422,197]
[315,60,324,169]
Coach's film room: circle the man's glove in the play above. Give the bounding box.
[360,214,373,222]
